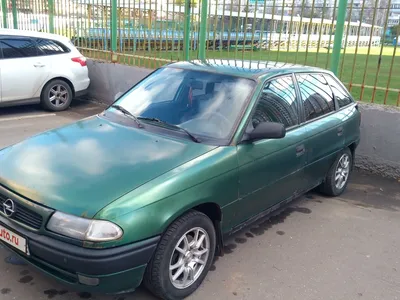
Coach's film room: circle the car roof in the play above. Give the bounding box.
[0,29,70,43]
[166,59,333,80]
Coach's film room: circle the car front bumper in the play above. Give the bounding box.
[0,214,159,294]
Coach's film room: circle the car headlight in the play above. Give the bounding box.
[47,212,123,242]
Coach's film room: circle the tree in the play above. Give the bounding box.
[376,0,389,27]
[229,0,241,12]
[174,0,199,7]
[362,0,375,25]
[390,25,400,37]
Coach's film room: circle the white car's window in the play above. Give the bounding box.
[35,38,70,55]
[0,37,38,59]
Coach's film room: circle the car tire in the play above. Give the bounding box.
[319,147,353,197]
[40,79,73,112]
[144,210,216,300]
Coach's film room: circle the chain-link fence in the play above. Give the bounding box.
[1,0,399,105]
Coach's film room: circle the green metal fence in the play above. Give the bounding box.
[1,0,399,105]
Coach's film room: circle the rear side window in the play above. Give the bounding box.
[0,38,38,59]
[324,75,354,108]
[296,73,335,122]
[252,76,299,128]
[35,38,70,55]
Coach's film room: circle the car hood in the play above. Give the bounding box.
[0,116,217,218]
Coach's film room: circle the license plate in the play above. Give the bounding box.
[0,224,28,254]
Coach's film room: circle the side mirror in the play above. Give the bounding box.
[248,122,286,141]
[114,92,123,100]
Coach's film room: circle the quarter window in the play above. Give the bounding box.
[252,76,299,129]
[296,73,335,122]
[324,75,354,108]
[36,38,69,55]
[0,38,38,59]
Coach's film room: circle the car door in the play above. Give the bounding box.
[296,72,345,190]
[0,35,51,102]
[233,75,308,225]
[324,73,361,148]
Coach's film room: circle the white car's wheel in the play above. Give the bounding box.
[41,79,73,112]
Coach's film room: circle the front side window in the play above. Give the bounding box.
[324,75,354,108]
[252,76,299,129]
[296,73,335,122]
[36,38,69,55]
[0,38,38,59]
[112,67,256,142]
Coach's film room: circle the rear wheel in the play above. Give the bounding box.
[319,147,353,196]
[144,210,216,300]
[40,79,73,112]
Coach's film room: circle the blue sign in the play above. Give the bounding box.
[248,0,265,4]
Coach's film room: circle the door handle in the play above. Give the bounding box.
[296,145,305,157]
[337,126,344,136]
[34,63,45,67]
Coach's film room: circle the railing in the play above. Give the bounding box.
[1,0,399,106]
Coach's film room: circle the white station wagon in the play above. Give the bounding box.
[0,29,90,111]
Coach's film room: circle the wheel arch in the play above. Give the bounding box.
[348,142,357,170]
[163,202,224,256]
[40,77,76,98]
[320,146,353,197]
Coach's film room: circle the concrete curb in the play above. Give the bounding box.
[355,103,400,180]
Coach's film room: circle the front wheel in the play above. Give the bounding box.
[144,210,216,300]
[319,147,353,196]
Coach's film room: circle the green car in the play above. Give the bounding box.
[0,60,360,299]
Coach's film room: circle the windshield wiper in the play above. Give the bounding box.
[111,105,143,128]
[138,117,200,143]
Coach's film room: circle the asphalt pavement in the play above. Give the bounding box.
[0,101,400,300]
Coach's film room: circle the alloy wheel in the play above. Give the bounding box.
[169,227,210,289]
[335,153,350,190]
[49,84,69,107]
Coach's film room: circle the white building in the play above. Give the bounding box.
[388,0,400,26]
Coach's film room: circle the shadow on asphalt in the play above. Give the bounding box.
[0,99,105,119]
[0,104,43,117]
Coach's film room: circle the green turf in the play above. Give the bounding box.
[81,46,399,106]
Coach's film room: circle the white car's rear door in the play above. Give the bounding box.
[0,36,51,103]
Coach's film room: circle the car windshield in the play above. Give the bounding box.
[110,67,256,142]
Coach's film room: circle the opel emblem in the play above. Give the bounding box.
[3,199,15,217]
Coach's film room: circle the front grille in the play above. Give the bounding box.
[0,193,43,230]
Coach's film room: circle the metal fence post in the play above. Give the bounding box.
[330,0,348,75]
[48,0,55,33]
[198,0,208,61]
[111,0,118,61]
[11,0,17,29]
[183,0,191,61]
[1,0,7,28]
